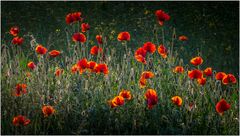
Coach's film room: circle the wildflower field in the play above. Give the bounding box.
[1,1,239,135]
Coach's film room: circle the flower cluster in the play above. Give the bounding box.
[215,72,237,85]
[134,42,157,64]
[188,56,236,86]
[108,90,132,108]
[12,115,31,126]
[71,58,109,75]
[9,26,24,45]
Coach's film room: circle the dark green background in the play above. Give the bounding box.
[1,1,239,75]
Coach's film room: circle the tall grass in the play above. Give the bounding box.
[1,10,239,135]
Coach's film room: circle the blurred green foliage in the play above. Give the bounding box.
[1,1,239,75]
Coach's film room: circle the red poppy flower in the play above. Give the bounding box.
[155,10,170,26]
[190,56,203,66]
[222,74,237,85]
[81,23,90,32]
[27,61,36,70]
[158,44,167,58]
[141,71,154,79]
[49,50,61,57]
[117,31,130,41]
[87,61,97,72]
[72,33,86,43]
[77,58,88,69]
[95,63,109,75]
[113,96,125,107]
[71,64,78,74]
[135,55,147,64]
[173,66,184,73]
[55,68,63,76]
[15,84,27,96]
[72,12,82,21]
[108,99,118,108]
[35,45,48,55]
[90,46,103,55]
[72,33,87,43]
[42,105,55,117]
[66,13,75,24]
[178,35,188,41]
[108,96,125,108]
[96,35,103,44]
[10,26,19,36]
[145,89,158,109]
[139,77,147,88]
[135,47,147,58]
[12,115,30,126]
[119,90,132,100]
[188,69,203,79]
[215,72,227,80]
[139,71,154,88]
[77,58,88,74]
[12,37,24,45]
[197,77,207,85]
[204,67,213,76]
[143,42,156,54]
[171,96,183,107]
[135,47,147,64]
[216,99,231,115]
[66,12,82,24]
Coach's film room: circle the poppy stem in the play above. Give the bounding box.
[154,24,159,45]
[82,43,85,58]
[65,28,71,57]
[124,42,128,55]
[74,43,78,62]
[170,28,176,60]
[161,26,164,46]
[86,31,89,59]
